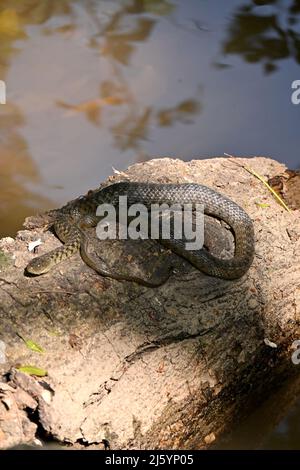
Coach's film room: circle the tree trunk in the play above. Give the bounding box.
[0,156,299,450]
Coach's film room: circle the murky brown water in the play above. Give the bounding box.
[1,0,300,449]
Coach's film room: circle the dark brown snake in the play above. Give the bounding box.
[25,182,255,283]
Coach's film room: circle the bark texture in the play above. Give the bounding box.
[0,156,300,450]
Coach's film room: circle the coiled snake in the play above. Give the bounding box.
[25,182,254,283]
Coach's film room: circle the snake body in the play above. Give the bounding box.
[25,182,255,281]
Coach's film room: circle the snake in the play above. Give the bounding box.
[25,182,255,282]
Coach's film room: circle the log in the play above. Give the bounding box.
[0,156,300,450]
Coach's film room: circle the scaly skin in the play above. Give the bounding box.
[25,182,255,281]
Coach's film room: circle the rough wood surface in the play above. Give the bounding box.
[0,156,300,450]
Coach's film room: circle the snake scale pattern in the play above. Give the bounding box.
[25,182,255,282]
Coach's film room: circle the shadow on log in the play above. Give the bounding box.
[0,156,300,449]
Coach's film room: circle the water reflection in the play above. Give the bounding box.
[223,0,300,74]
[54,1,201,153]
[0,102,53,237]
[216,375,300,450]
[0,1,78,237]
[1,0,300,239]
[0,0,204,239]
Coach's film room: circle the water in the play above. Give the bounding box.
[0,0,299,448]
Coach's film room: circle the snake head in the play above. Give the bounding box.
[25,254,52,275]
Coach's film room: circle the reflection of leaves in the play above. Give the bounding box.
[264,62,278,74]
[56,99,101,125]
[0,0,74,26]
[290,0,300,14]
[56,95,126,126]
[0,0,163,236]
[157,100,201,127]
[289,28,300,63]
[0,9,25,38]
[0,0,202,219]
[252,0,277,5]
[141,0,174,16]
[101,41,134,66]
[86,2,202,151]
[224,13,288,61]
[0,0,77,75]
[125,0,174,16]
[100,17,155,65]
[223,0,300,73]
[100,80,127,99]
[112,108,152,150]
[0,102,25,129]
[0,103,53,237]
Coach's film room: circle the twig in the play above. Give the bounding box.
[224,153,292,213]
